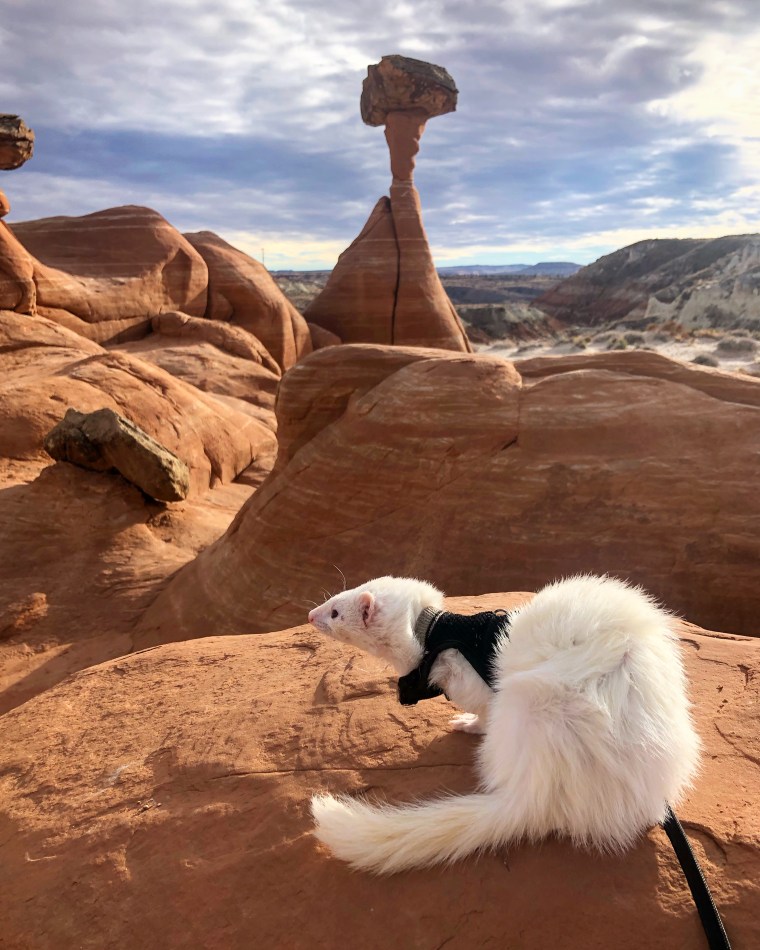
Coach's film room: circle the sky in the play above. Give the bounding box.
[1,0,758,269]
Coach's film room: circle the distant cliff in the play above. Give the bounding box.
[536,234,760,330]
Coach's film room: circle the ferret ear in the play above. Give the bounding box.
[359,591,375,628]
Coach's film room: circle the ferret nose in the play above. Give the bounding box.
[308,608,316,623]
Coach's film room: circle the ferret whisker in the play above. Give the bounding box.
[333,564,347,591]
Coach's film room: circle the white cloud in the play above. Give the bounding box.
[2,0,758,267]
[648,29,760,174]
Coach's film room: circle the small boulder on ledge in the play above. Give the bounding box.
[43,407,190,502]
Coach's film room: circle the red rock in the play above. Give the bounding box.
[0,114,34,170]
[138,346,760,643]
[0,601,757,948]
[304,189,471,350]
[150,310,280,373]
[0,194,37,313]
[307,321,341,350]
[184,230,312,371]
[272,342,448,473]
[0,308,277,711]
[10,206,208,342]
[0,310,266,491]
[113,311,282,423]
[304,56,470,353]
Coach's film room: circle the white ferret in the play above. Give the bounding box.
[307,574,700,875]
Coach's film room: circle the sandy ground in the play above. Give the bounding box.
[480,328,760,377]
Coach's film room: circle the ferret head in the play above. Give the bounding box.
[308,576,444,673]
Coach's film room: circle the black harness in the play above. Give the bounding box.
[397,607,508,705]
[398,607,731,950]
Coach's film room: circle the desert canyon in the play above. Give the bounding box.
[0,56,758,949]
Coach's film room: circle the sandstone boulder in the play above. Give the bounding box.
[361,55,458,127]
[44,407,191,502]
[138,347,760,643]
[184,230,312,371]
[10,206,208,342]
[307,321,341,350]
[0,598,757,949]
[0,114,34,169]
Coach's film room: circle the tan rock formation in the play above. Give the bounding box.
[307,321,341,350]
[44,408,192,503]
[304,56,471,352]
[138,346,760,643]
[0,309,276,712]
[184,230,312,371]
[1,600,757,948]
[0,114,34,169]
[10,206,208,342]
[0,196,37,314]
[150,310,281,374]
[113,311,282,423]
[0,310,265,492]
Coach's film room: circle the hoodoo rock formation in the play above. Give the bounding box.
[138,346,760,643]
[1,600,758,949]
[305,56,471,352]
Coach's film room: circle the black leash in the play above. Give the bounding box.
[661,805,731,949]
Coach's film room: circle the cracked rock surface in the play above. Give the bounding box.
[0,594,757,949]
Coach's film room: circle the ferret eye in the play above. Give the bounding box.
[330,609,338,619]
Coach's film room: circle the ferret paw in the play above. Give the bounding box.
[449,713,485,734]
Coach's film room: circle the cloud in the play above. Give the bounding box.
[1,0,757,267]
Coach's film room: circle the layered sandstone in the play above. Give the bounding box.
[305,56,470,352]
[11,206,208,342]
[0,310,275,711]
[0,599,757,949]
[0,192,37,313]
[139,346,760,642]
[113,311,282,423]
[184,230,312,371]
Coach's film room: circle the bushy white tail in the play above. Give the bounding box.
[311,790,517,875]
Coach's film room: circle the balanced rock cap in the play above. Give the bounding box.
[0,115,35,170]
[361,55,458,126]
